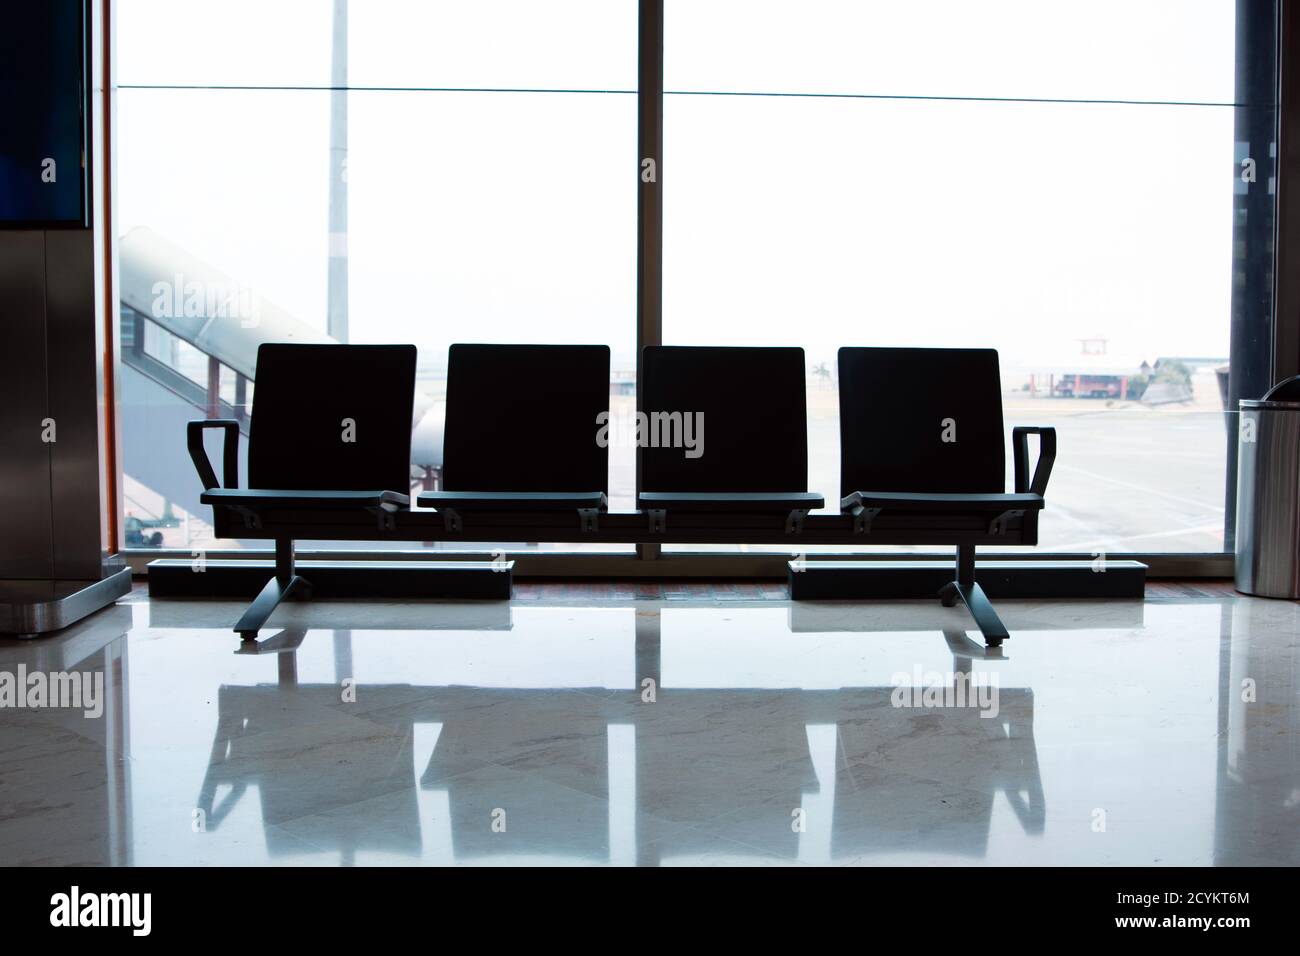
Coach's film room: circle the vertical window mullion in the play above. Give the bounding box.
[636,0,664,558]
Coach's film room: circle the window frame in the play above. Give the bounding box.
[106,0,1297,578]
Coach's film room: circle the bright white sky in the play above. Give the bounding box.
[115,0,1244,376]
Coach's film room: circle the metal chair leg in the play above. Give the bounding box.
[938,544,1010,646]
[235,538,311,640]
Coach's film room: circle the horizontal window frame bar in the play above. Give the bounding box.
[116,83,1265,109]
[118,83,638,95]
[122,548,1232,580]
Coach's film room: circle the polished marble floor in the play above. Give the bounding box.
[0,583,1296,866]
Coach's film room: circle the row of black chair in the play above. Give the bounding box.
[188,344,1055,646]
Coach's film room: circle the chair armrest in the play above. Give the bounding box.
[1012,426,1056,496]
[187,420,241,491]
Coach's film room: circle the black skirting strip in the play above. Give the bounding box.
[147,559,512,600]
[788,560,1146,600]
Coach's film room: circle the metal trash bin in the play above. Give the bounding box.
[1235,376,1300,598]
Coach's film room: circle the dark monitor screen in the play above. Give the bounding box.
[0,0,90,227]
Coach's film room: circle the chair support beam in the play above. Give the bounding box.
[938,543,1010,646]
[236,538,312,641]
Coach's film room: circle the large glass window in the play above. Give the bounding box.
[663,0,1275,555]
[115,0,1278,559]
[115,0,636,551]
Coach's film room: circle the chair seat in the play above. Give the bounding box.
[417,491,607,511]
[841,491,1044,513]
[201,488,409,510]
[638,491,825,512]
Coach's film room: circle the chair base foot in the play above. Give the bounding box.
[233,573,311,641]
[939,580,1009,646]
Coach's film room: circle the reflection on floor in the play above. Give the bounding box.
[0,585,1295,866]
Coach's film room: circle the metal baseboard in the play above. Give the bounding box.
[788,560,1147,600]
[146,559,513,600]
[124,549,1229,580]
[0,567,134,638]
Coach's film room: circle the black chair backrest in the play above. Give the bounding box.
[443,344,610,493]
[248,343,416,492]
[837,347,1005,498]
[641,346,809,493]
